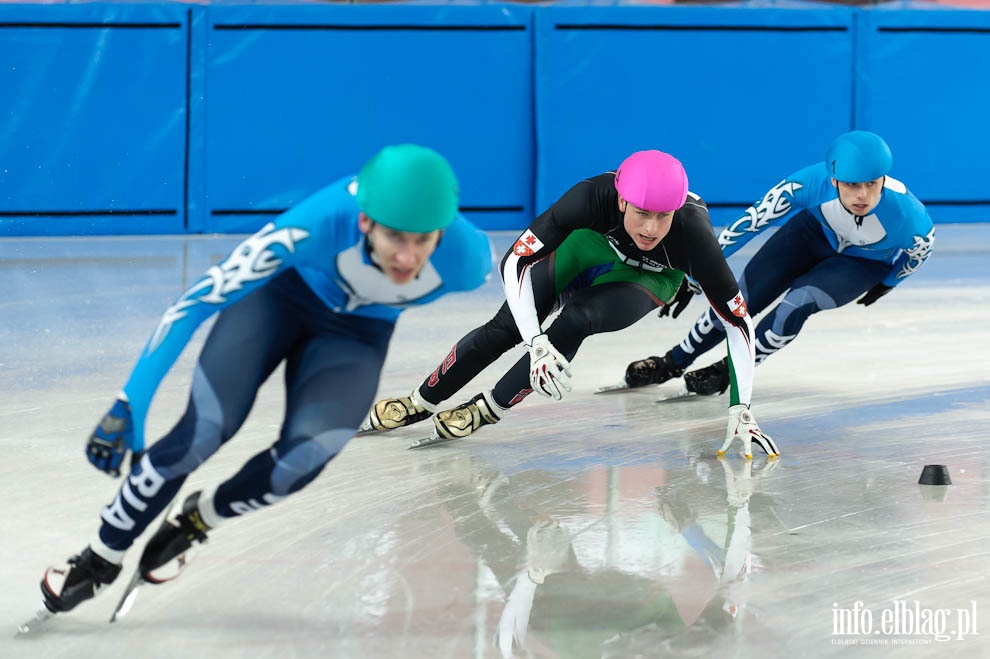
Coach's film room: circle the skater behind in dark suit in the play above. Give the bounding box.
[364,150,779,459]
[37,144,493,619]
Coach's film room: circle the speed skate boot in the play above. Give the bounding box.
[368,389,434,433]
[434,392,504,440]
[684,357,730,396]
[138,491,211,584]
[41,546,122,613]
[625,350,684,388]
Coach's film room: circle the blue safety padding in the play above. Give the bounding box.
[1,2,987,235]
[855,6,990,221]
[534,4,856,213]
[196,4,534,233]
[0,3,190,235]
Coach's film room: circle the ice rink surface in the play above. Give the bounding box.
[1,226,988,658]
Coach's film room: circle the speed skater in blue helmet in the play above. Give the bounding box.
[825,131,893,183]
[825,131,894,217]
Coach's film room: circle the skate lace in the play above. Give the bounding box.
[634,357,658,372]
[180,512,210,542]
[68,550,118,584]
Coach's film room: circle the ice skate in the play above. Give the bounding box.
[434,392,502,439]
[365,389,433,433]
[40,545,122,614]
[624,350,684,389]
[409,392,503,449]
[138,491,211,583]
[108,491,212,622]
[684,357,730,396]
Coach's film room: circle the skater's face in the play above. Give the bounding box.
[618,197,675,251]
[359,214,443,284]
[832,176,884,216]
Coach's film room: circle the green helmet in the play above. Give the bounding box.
[356,144,459,232]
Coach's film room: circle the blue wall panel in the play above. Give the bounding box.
[197,4,533,233]
[856,5,990,222]
[534,4,856,219]
[0,4,189,235]
[1,2,986,236]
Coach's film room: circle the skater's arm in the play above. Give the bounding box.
[499,180,599,343]
[717,164,820,259]
[884,225,935,288]
[670,205,756,407]
[121,210,320,454]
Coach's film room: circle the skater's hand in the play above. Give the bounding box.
[659,277,701,319]
[719,404,780,460]
[86,396,134,477]
[856,283,892,307]
[528,334,572,401]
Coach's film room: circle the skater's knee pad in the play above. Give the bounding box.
[270,428,351,495]
[774,285,835,336]
[150,421,223,480]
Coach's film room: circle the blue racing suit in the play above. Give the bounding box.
[673,163,934,367]
[96,175,491,554]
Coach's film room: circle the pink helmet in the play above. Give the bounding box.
[614,150,689,213]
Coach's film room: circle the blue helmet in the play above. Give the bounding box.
[825,131,893,183]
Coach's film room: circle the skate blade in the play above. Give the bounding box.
[110,585,141,623]
[354,417,378,437]
[110,494,182,624]
[655,387,696,403]
[408,433,460,450]
[110,569,146,623]
[594,381,638,394]
[16,607,55,635]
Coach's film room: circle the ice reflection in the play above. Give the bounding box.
[606,458,778,657]
[437,454,780,658]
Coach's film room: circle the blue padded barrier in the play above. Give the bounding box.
[1,1,987,236]
[533,2,857,226]
[856,3,990,222]
[0,3,191,235]
[194,4,534,234]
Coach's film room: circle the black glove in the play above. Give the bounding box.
[659,277,701,319]
[856,283,893,307]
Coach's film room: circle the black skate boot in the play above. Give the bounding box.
[367,390,433,432]
[138,491,211,584]
[684,357,730,396]
[41,546,121,613]
[434,392,503,440]
[625,350,684,388]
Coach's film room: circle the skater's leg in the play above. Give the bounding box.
[752,254,888,363]
[95,281,301,558]
[208,314,393,521]
[490,281,665,408]
[43,272,309,613]
[672,210,827,369]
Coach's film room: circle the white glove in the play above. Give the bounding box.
[528,334,572,400]
[719,404,780,459]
